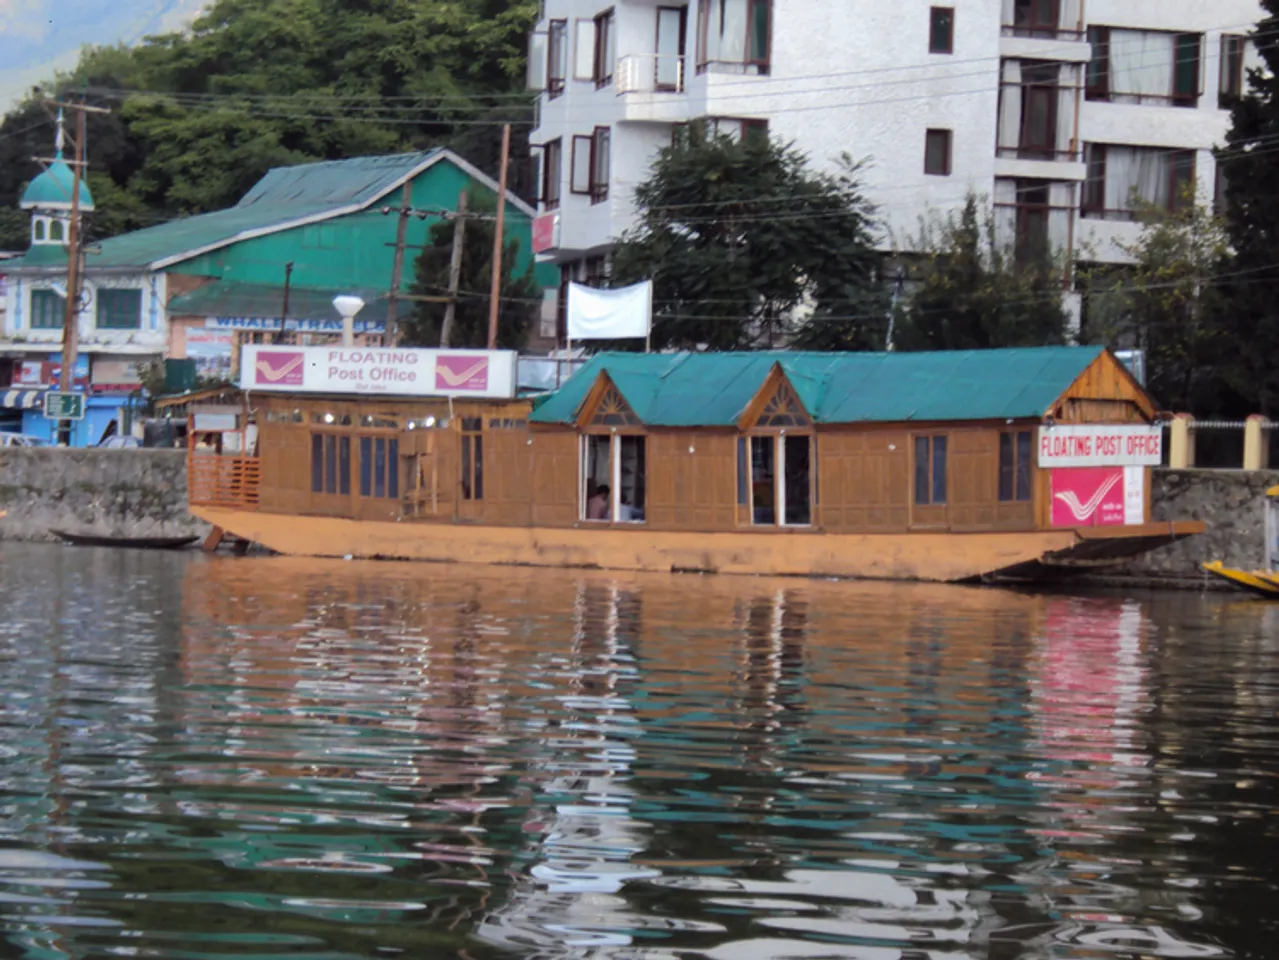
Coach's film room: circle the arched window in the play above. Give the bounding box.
[49,220,64,242]
[32,219,46,242]
[590,384,641,426]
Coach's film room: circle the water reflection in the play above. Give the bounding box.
[0,545,1276,958]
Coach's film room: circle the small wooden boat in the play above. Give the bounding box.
[50,530,200,550]
[1202,484,1279,598]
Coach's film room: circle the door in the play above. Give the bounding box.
[656,6,687,90]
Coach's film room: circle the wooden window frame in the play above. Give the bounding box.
[96,288,143,331]
[590,126,611,203]
[912,434,948,507]
[30,289,65,330]
[1172,32,1202,108]
[580,429,647,525]
[570,135,593,195]
[593,8,615,88]
[929,7,955,55]
[998,429,1034,503]
[924,128,952,176]
[310,432,352,497]
[547,19,568,98]
[1088,27,1201,107]
[695,0,771,75]
[461,417,483,501]
[1220,34,1246,107]
[1081,145,1196,220]
[737,431,814,528]
[1009,0,1059,39]
[1018,63,1060,160]
[543,138,562,210]
[1086,25,1109,101]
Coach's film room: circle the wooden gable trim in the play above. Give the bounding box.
[737,363,813,430]
[574,370,642,428]
[1049,349,1158,422]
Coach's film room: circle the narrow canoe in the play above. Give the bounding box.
[50,530,200,550]
[1202,560,1279,598]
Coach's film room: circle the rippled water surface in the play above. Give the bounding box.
[1,544,1278,959]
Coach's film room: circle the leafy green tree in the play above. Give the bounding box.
[893,194,1069,351]
[0,0,539,243]
[1080,198,1228,413]
[611,124,888,351]
[1215,0,1279,416]
[400,193,537,350]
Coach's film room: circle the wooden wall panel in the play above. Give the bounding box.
[482,427,533,526]
[817,429,909,533]
[1053,352,1155,421]
[647,431,736,531]
[531,431,578,527]
[948,429,997,531]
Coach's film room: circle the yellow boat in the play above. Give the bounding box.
[1202,484,1279,597]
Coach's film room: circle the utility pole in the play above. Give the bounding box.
[279,261,293,345]
[385,187,412,347]
[439,190,469,348]
[36,98,109,445]
[486,123,511,350]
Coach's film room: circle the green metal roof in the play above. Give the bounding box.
[20,160,94,211]
[167,279,415,321]
[78,150,442,270]
[529,346,1110,426]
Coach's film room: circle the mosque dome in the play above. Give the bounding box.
[19,110,94,213]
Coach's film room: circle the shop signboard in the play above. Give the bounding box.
[1050,466,1145,528]
[240,345,518,399]
[1038,424,1162,468]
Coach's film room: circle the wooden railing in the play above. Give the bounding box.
[189,454,262,510]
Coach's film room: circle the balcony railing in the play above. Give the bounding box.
[189,453,261,510]
[1000,24,1085,41]
[616,54,686,94]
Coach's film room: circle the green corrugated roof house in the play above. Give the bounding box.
[530,346,1150,426]
[3,148,558,361]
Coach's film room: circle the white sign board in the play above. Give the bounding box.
[1038,424,1163,468]
[240,345,518,399]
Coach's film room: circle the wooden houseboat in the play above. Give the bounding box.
[185,344,1202,583]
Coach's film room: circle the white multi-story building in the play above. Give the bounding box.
[527,0,1264,328]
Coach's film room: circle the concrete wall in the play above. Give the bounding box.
[1123,469,1279,580]
[0,448,207,542]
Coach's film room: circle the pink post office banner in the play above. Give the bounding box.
[1051,466,1145,528]
[240,345,518,399]
[1038,424,1162,468]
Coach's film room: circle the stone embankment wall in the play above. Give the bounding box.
[0,448,207,542]
[0,452,1269,580]
[1122,469,1279,581]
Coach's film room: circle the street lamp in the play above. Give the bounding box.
[333,295,365,347]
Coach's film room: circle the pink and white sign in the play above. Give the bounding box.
[240,345,517,399]
[1051,466,1145,527]
[1038,424,1162,468]
[532,212,559,254]
[434,354,490,392]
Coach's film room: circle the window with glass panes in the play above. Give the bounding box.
[96,289,142,330]
[30,290,65,329]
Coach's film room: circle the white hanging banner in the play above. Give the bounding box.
[566,281,652,341]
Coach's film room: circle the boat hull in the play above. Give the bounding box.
[192,507,1202,584]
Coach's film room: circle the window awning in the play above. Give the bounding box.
[1,389,44,410]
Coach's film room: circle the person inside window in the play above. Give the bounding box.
[587,483,611,520]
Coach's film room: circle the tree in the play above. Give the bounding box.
[610,124,889,351]
[1080,198,1228,414]
[0,0,539,244]
[399,194,538,351]
[1215,0,1279,416]
[892,194,1069,351]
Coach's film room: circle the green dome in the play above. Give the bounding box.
[20,160,94,212]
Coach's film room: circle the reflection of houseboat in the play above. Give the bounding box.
[187,344,1201,583]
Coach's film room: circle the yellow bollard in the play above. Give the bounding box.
[1244,414,1270,471]
[1169,414,1195,469]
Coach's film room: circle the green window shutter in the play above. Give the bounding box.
[31,290,65,329]
[97,289,143,330]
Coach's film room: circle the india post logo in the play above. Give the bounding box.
[255,350,306,386]
[435,355,489,391]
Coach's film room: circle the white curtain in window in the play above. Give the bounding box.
[1109,28,1175,102]
[1048,182,1074,251]
[574,19,596,80]
[705,0,747,64]
[1056,64,1078,158]
[1103,146,1170,213]
[994,179,1018,249]
[998,60,1023,153]
[1058,0,1082,33]
[1001,0,1015,26]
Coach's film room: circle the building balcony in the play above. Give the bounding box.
[615,53,693,123]
[999,31,1091,64]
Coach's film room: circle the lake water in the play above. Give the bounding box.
[0,544,1277,959]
